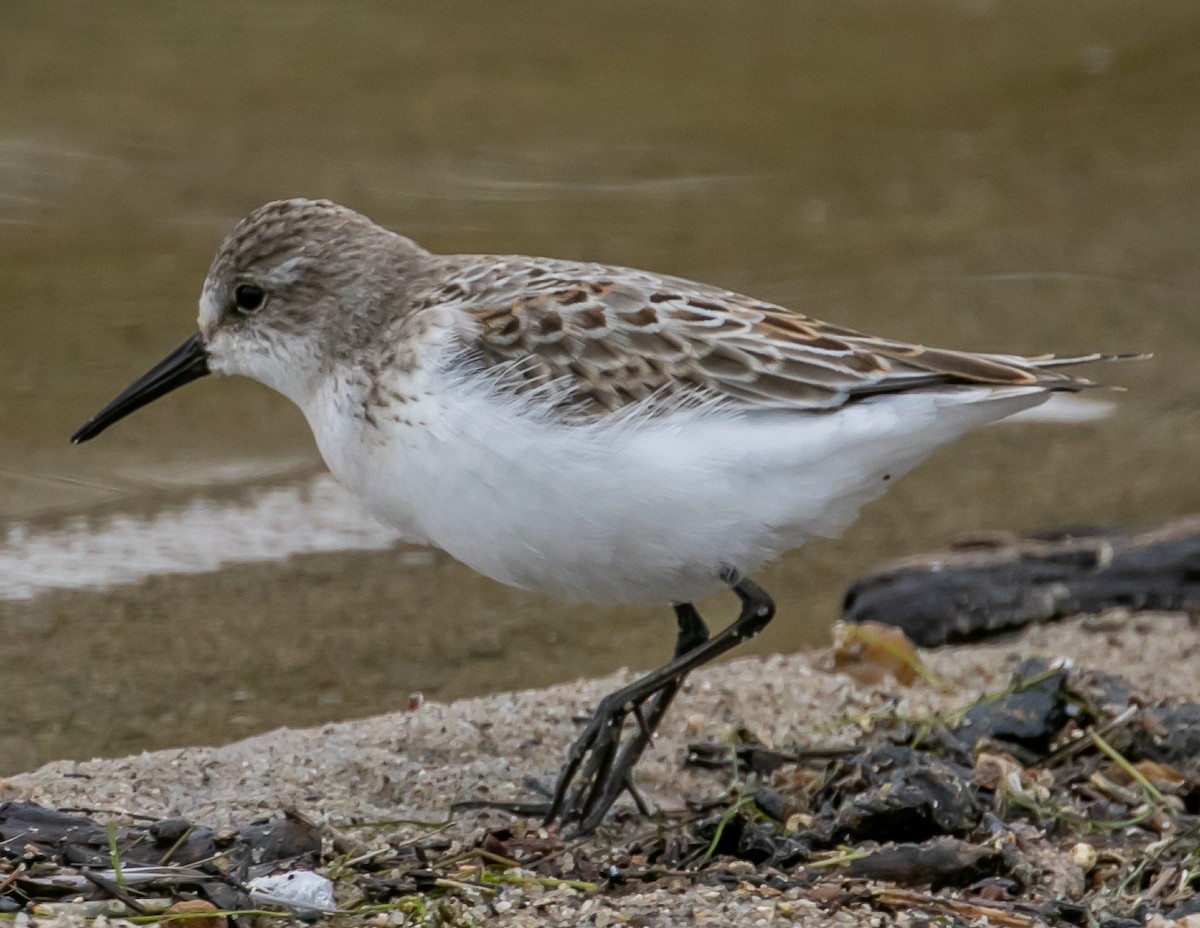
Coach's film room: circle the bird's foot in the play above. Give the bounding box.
[542,578,773,835]
[544,675,683,835]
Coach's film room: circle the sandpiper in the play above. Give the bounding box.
[73,198,1131,832]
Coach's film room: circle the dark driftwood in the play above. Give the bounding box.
[845,837,1000,888]
[841,516,1200,647]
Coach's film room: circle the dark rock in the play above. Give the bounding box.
[0,802,220,869]
[1165,893,1200,919]
[735,822,778,864]
[953,658,1070,755]
[234,816,321,874]
[1130,703,1200,769]
[825,747,981,842]
[752,787,785,822]
[150,817,193,844]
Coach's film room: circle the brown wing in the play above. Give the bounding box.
[430,255,1100,421]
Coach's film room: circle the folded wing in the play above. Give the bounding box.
[432,256,1109,421]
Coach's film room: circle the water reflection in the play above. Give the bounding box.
[0,476,401,600]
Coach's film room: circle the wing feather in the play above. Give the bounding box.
[426,255,1104,422]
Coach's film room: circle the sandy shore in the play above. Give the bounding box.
[5,611,1195,926]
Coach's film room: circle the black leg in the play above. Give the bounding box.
[672,602,710,657]
[546,571,775,833]
[571,602,712,828]
[626,602,709,740]
[553,601,711,823]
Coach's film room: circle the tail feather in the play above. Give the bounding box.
[1019,351,1151,391]
[1025,351,1150,370]
[846,348,1149,400]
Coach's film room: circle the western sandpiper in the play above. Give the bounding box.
[73,198,1131,832]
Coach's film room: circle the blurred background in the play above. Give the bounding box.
[1,1,1196,775]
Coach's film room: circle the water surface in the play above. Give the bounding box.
[1,1,1197,774]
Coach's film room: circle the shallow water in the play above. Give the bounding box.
[1,1,1198,774]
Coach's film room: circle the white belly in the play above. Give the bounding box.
[304,376,1047,605]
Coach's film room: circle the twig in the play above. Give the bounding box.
[105,822,125,887]
[1043,705,1138,767]
[1088,727,1168,805]
[125,908,299,923]
[433,875,499,895]
[81,870,146,914]
[60,807,159,822]
[156,825,195,866]
[480,871,597,892]
[874,886,1042,928]
[695,795,756,868]
[0,863,24,894]
[352,815,455,829]
[449,799,552,815]
[797,848,874,871]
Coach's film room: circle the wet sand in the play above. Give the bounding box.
[6,611,1195,925]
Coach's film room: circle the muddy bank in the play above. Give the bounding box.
[4,611,1200,926]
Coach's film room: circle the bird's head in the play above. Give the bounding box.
[71,198,426,443]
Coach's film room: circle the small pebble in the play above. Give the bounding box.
[1071,841,1098,871]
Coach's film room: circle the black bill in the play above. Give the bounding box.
[71,332,210,444]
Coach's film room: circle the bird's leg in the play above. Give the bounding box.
[571,603,711,829]
[673,601,712,655]
[630,603,709,743]
[553,602,709,826]
[546,571,775,833]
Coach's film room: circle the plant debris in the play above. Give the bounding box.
[669,655,1200,925]
[8,655,1200,925]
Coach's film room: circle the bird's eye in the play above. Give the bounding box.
[233,284,266,313]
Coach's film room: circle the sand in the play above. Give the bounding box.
[5,611,1195,926]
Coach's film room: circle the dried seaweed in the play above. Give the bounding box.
[7,656,1200,925]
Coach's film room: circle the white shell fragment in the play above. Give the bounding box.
[247,869,336,912]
